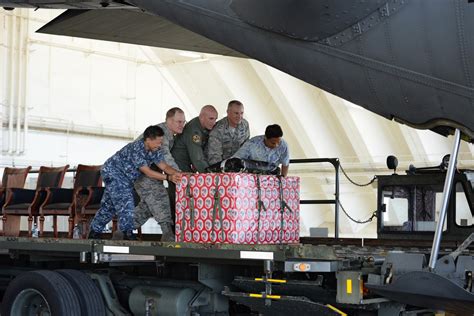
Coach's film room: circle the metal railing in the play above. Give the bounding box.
[290,158,340,238]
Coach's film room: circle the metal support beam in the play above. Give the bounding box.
[263,259,273,306]
[429,129,461,270]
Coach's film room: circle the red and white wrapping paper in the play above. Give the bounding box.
[175,173,300,244]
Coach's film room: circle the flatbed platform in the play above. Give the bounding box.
[0,236,471,265]
[0,237,339,263]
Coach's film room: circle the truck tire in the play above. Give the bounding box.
[57,269,107,316]
[1,270,81,316]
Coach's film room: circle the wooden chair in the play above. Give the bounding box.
[2,165,69,237]
[39,164,102,238]
[76,184,104,238]
[0,167,32,218]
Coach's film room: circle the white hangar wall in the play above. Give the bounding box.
[1,9,473,237]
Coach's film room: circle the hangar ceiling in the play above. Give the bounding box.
[0,9,473,237]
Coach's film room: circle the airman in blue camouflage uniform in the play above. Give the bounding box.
[206,100,250,165]
[89,125,182,240]
[233,124,290,176]
[133,108,185,241]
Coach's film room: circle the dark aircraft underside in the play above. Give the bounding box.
[2,0,473,141]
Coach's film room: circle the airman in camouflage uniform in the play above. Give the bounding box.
[171,105,218,173]
[206,100,250,165]
[89,125,182,240]
[133,108,185,241]
[233,124,290,176]
[170,105,218,220]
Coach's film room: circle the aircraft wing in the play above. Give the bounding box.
[38,9,246,58]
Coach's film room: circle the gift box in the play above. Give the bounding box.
[175,173,300,244]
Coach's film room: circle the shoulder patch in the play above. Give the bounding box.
[192,134,201,143]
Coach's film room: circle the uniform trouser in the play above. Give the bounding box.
[168,181,176,225]
[133,176,172,228]
[90,177,134,233]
